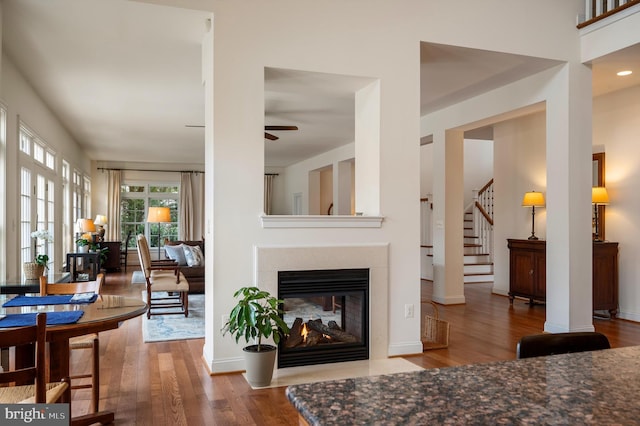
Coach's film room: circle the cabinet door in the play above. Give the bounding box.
[593,243,618,311]
[511,251,535,296]
[533,252,546,300]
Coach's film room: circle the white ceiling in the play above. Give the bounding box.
[2,1,640,168]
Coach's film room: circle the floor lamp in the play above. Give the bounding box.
[592,187,609,242]
[146,207,171,259]
[522,191,545,240]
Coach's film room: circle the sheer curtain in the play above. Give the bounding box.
[106,170,121,241]
[179,172,205,240]
[264,174,275,215]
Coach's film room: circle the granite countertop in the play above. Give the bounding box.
[286,346,640,425]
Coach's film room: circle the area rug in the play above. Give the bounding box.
[141,292,205,343]
[131,270,146,284]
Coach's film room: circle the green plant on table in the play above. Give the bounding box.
[221,286,290,351]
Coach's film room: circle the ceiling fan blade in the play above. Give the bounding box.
[265,132,279,140]
[265,125,298,131]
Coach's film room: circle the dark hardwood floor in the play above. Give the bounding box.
[70,272,640,425]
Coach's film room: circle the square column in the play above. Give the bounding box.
[544,62,594,332]
[432,129,465,305]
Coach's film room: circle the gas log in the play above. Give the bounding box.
[284,317,359,348]
[306,319,358,343]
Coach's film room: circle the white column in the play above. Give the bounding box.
[545,62,594,333]
[432,129,465,305]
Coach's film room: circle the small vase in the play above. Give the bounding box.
[78,245,89,253]
[24,262,45,280]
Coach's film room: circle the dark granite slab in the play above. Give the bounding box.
[286,346,640,425]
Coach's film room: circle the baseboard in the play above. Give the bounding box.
[387,341,424,357]
[207,356,245,375]
[617,310,640,322]
[431,294,466,305]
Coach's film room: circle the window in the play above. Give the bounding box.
[19,123,57,270]
[120,183,179,251]
[62,161,71,254]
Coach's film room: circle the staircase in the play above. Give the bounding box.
[421,179,494,283]
[462,211,494,283]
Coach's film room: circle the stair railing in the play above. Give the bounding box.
[471,179,494,261]
[578,0,640,28]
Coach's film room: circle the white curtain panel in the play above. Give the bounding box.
[264,174,274,215]
[106,170,121,241]
[179,172,205,240]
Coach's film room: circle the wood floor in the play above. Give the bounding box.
[70,272,640,425]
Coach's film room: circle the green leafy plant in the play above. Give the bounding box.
[221,287,290,352]
[76,238,90,246]
[34,254,49,270]
[31,229,53,270]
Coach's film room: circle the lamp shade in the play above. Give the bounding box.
[522,191,545,207]
[147,206,171,223]
[592,187,610,205]
[94,214,108,226]
[77,218,96,233]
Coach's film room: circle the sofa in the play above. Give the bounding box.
[164,240,205,293]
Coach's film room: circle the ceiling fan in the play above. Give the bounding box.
[265,125,298,141]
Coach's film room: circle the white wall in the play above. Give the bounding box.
[421,139,493,207]
[202,0,586,372]
[271,142,354,215]
[1,54,91,277]
[493,112,547,295]
[593,85,640,321]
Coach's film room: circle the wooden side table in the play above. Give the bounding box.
[66,252,101,281]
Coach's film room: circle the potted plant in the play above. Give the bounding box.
[76,236,91,253]
[221,286,290,387]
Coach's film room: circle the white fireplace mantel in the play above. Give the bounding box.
[260,215,384,228]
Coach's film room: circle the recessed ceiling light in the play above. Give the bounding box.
[617,70,633,76]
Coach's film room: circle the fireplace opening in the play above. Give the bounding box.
[278,268,369,368]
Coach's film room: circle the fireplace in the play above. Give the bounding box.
[278,268,369,368]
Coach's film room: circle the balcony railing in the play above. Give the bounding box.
[579,0,640,28]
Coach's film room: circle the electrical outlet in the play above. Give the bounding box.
[404,304,414,319]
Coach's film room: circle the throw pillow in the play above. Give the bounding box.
[183,244,203,267]
[165,244,187,266]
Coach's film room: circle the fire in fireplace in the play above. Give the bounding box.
[278,268,369,368]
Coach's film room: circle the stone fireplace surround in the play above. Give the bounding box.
[255,244,389,362]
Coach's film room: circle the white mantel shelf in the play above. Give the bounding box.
[260,215,384,228]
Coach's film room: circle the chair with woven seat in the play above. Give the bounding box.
[120,231,133,272]
[40,273,104,412]
[516,331,611,359]
[0,312,70,404]
[136,234,189,319]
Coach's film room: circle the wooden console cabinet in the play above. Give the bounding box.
[507,239,619,317]
[100,241,122,271]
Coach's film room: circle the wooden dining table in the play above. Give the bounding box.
[0,293,147,426]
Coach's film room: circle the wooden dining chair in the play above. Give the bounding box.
[0,312,70,404]
[40,273,104,412]
[516,331,611,359]
[136,234,189,319]
[120,231,133,272]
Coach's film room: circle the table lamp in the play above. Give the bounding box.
[522,191,545,240]
[592,187,609,242]
[147,207,171,258]
[94,214,107,242]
